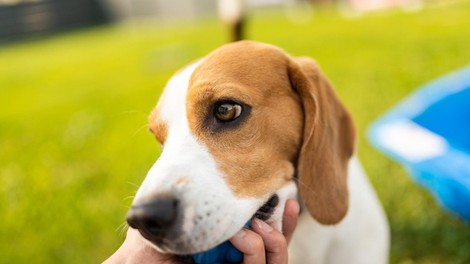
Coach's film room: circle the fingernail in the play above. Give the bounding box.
[254,218,273,233]
[235,228,247,238]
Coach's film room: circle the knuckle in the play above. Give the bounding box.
[251,236,264,250]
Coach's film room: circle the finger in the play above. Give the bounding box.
[252,218,288,264]
[229,228,266,264]
[109,228,177,264]
[282,199,300,244]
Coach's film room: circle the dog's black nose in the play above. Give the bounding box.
[126,196,179,239]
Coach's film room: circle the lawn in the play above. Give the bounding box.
[1,2,470,263]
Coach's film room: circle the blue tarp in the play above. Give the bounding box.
[368,66,470,222]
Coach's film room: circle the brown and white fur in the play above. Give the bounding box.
[126,41,389,264]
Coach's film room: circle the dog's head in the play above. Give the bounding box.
[126,41,355,254]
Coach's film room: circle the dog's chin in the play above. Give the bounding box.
[142,194,281,255]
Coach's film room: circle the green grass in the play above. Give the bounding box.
[1,2,470,263]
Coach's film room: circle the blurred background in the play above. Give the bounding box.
[1,0,469,263]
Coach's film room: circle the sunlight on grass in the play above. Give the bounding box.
[1,2,470,263]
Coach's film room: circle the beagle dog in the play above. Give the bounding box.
[126,41,390,264]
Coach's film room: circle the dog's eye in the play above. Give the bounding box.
[215,103,242,122]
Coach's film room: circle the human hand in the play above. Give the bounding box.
[103,227,178,264]
[230,199,300,264]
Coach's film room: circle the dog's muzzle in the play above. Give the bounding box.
[126,193,280,252]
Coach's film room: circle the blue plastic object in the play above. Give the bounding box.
[190,240,243,264]
[368,66,470,223]
[186,222,251,264]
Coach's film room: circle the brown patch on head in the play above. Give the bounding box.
[148,106,168,145]
[186,41,303,198]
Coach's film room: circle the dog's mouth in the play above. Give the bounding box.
[253,194,279,221]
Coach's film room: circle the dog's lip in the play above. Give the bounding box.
[253,194,279,221]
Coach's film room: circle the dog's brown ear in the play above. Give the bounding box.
[288,57,356,225]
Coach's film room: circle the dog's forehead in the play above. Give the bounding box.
[190,41,289,87]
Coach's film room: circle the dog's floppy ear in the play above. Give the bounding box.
[287,57,356,225]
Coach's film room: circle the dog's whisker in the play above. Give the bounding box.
[293,178,317,206]
[123,195,135,201]
[293,177,315,194]
[115,221,127,233]
[119,203,132,209]
[133,123,150,137]
[116,110,148,116]
[127,181,140,189]
[117,222,129,238]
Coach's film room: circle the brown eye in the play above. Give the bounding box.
[215,103,242,122]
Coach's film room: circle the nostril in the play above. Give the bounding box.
[126,195,179,238]
[144,219,162,234]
